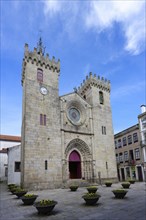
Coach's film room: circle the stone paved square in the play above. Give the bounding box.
[0,182,146,220]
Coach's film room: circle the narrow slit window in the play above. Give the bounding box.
[99,91,104,104]
[40,114,46,126]
[40,114,43,125]
[45,160,48,170]
[44,114,46,126]
[37,68,43,82]
[102,126,106,135]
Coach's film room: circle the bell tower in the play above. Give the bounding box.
[21,40,62,189]
[77,73,117,181]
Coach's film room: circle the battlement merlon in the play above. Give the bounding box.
[21,43,60,85]
[77,72,111,94]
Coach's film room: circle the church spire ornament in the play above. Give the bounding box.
[37,37,46,55]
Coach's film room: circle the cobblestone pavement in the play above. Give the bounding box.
[0,182,146,220]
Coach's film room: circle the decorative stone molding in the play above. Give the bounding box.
[65,138,92,160]
[66,100,87,126]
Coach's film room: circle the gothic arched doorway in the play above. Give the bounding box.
[69,150,81,179]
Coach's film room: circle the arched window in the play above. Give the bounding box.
[83,95,86,100]
[99,91,104,104]
[37,68,43,82]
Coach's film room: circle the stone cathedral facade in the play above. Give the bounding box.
[21,40,118,190]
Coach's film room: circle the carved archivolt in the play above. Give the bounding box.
[65,138,92,161]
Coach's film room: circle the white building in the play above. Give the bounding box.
[0,148,7,181]
[138,105,146,181]
[0,135,21,182]
[7,145,21,185]
[0,135,21,150]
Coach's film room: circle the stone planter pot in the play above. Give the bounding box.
[112,189,128,199]
[121,183,130,189]
[69,186,79,191]
[34,200,57,215]
[87,187,98,193]
[14,191,28,198]
[128,180,135,184]
[20,195,38,205]
[8,184,16,189]
[82,193,101,205]
[9,187,19,194]
[105,182,112,187]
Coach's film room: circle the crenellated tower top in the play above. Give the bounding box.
[21,40,60,85]
[77,72,111,97]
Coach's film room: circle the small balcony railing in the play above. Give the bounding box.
[128,160,136,166]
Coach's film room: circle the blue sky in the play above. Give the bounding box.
[1,0,145,136]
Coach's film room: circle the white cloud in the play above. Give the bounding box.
[124,18,145,55]
[43,0,145,55]
[43,0,62,16]
[85,1,145,55]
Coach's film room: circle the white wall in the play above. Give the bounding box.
[0,138,21,182]
[0,140,20,150]
[7,145,21,185]
[0,153,7,181]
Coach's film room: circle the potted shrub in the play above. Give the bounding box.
[121,182,130,189]
[9,185,20,194]
[20,194,38,205]
[13,188,28,198]
[86,186,98,193]
[128,179,135,184]
[33,199,57,215]
[69,185,79,191]
[82,193,101,205]
[112,189,128,199]
[8,184,16,189]
[105,181,112,187]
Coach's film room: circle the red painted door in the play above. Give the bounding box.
[69,151,81,179]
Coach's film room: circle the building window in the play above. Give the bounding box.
[99,91,104,104]
[129,150,134,160]
[124,151,128,162]
[115,140,117,149]
[117,139,122,148]
[102,126,106,135]
[122,137,127,146]
[142,117,146,129]
[15,162,21,172]
[40,114,46,126]
[83,95,86,100]
[142,122,146,129]
[5,167,8,177]
[135,148,140,160]
[45,160,48,170]
[119,153,123,163]
[133,133,138,143]
[126,167,130,178]
[37,68,43,82]
[116,154,119,163]
[128,135,132,145]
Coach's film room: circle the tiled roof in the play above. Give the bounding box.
[0,135,21,142]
